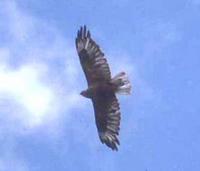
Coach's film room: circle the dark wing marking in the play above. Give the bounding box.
[75,25,111,86]
[92,93,121,151]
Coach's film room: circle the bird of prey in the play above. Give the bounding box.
[75,25,131,151]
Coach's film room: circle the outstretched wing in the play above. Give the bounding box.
[75,25,111,86]
[92,93,121,151]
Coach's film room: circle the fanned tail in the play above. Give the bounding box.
[111,72,131,95]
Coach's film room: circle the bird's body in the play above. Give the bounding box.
[75,26,131,151]
[81,81,116,99]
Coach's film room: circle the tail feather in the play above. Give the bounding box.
[111,72,131,95]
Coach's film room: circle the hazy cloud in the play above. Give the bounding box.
[0,0,86,135]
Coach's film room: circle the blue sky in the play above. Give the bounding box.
[0,0,199,170]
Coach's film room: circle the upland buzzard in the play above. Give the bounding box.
[75,26,131,151]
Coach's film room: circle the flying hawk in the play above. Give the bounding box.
[75,26,131,151]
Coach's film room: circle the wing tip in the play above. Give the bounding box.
[99,132,120,151]
[77,25,91,39]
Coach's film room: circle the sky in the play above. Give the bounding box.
[0,0,199,170]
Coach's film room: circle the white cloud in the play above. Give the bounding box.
[0,64,54,128]
[0,0,86,135]
[0,1,86,169]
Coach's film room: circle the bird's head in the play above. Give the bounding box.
[80,90,90,98]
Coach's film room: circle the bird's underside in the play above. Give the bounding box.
[75,25,131,151]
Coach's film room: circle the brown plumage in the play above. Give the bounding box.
[75,25,131,151]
